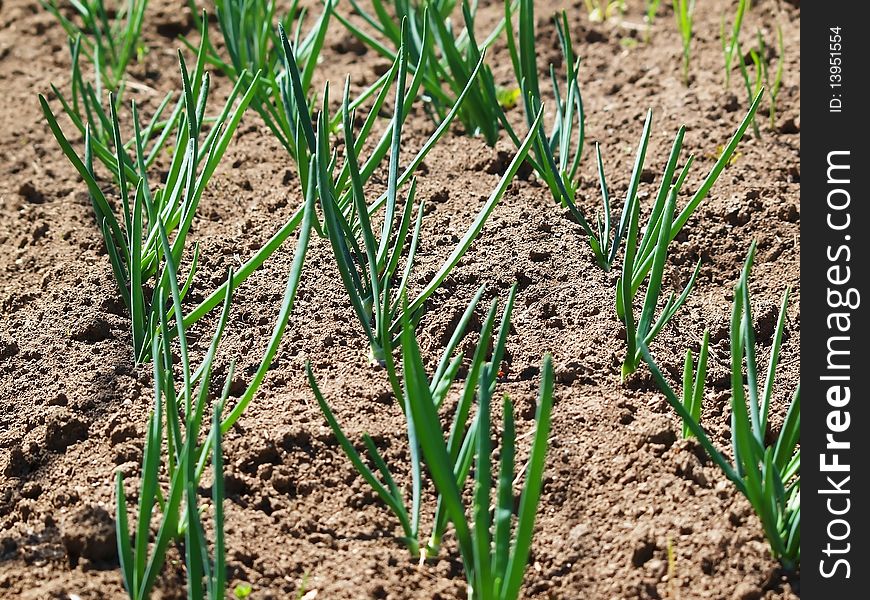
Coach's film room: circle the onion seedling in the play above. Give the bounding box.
[47,28,222,179]
[766,26,785,128]
[644,0,662,42]
[720,0,749,89]
[640,243,799,570]
[614,92,762,376]
[115,250,234,600]
[318,38,541,369]
[40,52,259,362]
[40,0,148,95]
[674,0,695,85]
[504,2,598,261]
[335,0,510,145]
[736,38,763,139]
[183,1,341,159]
[116,186,316,597]
[307,286,515,558]
[403,298,555,600]
[679,330,709,439]
[738,27,785,134]
[180,26,494,334]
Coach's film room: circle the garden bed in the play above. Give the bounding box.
[0,0,800,598]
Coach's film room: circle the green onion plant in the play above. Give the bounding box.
[640,242,799,570]
[179,26,493,335]
[318,39,541,369]
[720,0,749,89]
[674,0,695,85]
[737,27,785,136]
[644,0,662,42]
[335,0,511,145]
[115,244,234,600]
[50,33,179,151]
[40,52,258,362]
[46,29,226,181]
[679,330,709,439]
[41,0,148,94]
[183,0,340,160]
[504,1,590,248]
[116,181,315,597]
[614,92,763,376]
[403,302,555,599]
[307,285,515,558]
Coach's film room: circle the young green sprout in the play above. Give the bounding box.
[680,330,709,439]
[736,27,784,136]
[720,0,749,89]
[644,0,662,42]
[614,92,762,376]
[306,286,515,559]
[41,0,148,95]
[640,242,799,570]
[674,0,695,85]
[335,0,508,145]
[403,299,555,600]
[318,37,541,372]
[40,52,259,362]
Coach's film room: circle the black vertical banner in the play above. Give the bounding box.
[802,3,869,597]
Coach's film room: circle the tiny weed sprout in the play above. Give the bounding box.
[306,286,516,558]
[335,0,509,145]
[644,0,662,41]
[613,93,763,376]
[720,0,749,89]
[674,0,695,85]
[640,243,800,571]
[40,52,258,362]
[41,0,148,94]
[504,1,590,241]
[403,297,555,599]
[319,38,541,368]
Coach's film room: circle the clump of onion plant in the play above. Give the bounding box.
[307,285,515,558]
[335,0,510,145]
[318,37,541,368]
[40,51,258,362]
[402,297,555,599]
[641,242,799,570]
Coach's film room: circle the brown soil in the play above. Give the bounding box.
[0,0,800,599]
